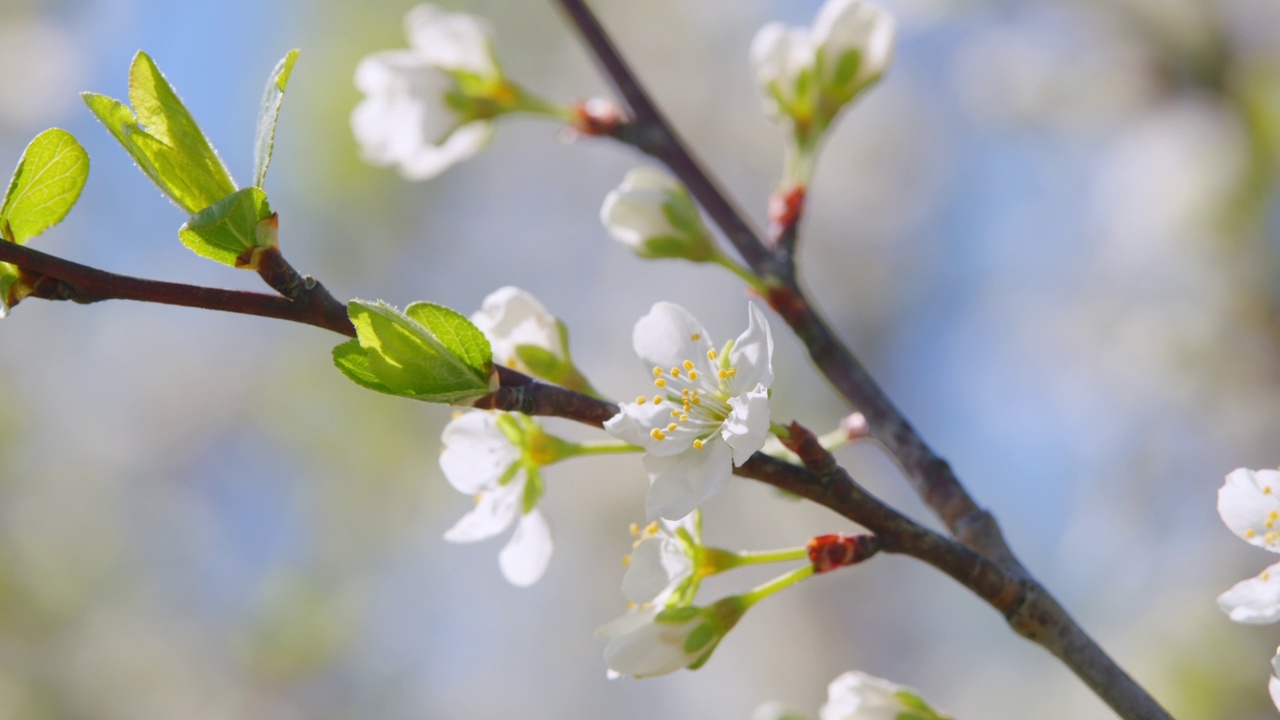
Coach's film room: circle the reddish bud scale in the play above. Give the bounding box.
[570,98,625,137]
[807,533,881,574]
[767,185,806,249]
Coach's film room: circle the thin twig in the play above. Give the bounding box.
[0,241,356,337]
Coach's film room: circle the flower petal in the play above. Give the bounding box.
[605,400,691,457]
[643,438,734,520]
[632,303,716,379]
[1271,648,1280,713]
[498,509,553,587]
[812,0,896,89]
[396,120,492,181]
[443,482,520,543]
[471,286,562,367]
[1218,560,1280,624]
[403,4,497,76]
[1218,468,1280,551]
[820,670,919,720]
[722,384,772,465]
[439,412,522,493]
[623,533,693,605]
[597,607,701,678]
[728,303,775,393]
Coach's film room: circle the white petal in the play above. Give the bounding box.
[643,438,734,520]
[722,384,772,466]
[632,303,717,376]
[622,534,693,605]
[727,302,775,392]
[812,0,896,88]
[749,23,812,114]
[1271,649,1280,713]
[751,702,807,720]
[1217,561,1280,624]
[601,182,677,249]
[443,482,520,543]
[820,670,915,720]
[471,286,562,367]
[597,608,701,678]
[1218,468,1280,551]
[396,120,492,181]
[605,400,690,457]
[498,509,553,587]
[403,4,497,76]
[439,412,521,494]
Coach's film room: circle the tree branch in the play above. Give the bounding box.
[549,2,1172,718]
[0,241,356,338]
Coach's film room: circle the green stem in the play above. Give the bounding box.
[740,564,814,609]
[558,440,644,459]
[769,422,792,440]
[723,547,809,567]
[710,251,766,292]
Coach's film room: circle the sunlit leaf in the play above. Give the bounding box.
[254,49,300,189]
[177,187,274,268]
[0,128,89,244]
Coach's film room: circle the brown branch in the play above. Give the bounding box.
[550,2,1172,718]
[0,241,357,337]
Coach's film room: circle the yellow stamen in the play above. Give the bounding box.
[653,395,664,405]
[691,333,701,341]
[667,423,678,432]
[1267,487,1274,495]
[650,428,666,441]
[653,367,664,377]
[644,521,659,536]
[655,378,667,388]
[636,395,647,405]
[707,349,717,361]
[629,523,640,537]
[1246,528,1258,538]
[727,367,737,377]
[688,370,699,380]
[718,369,728,379]
[683,360,695,371]
[671,368,681,378]
[670,409,680,418]
[693,439,704,450]
[692,396,701,405]
[680,413,689,422]
[622,555,631,567]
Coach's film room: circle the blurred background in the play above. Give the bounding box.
[0,0,1277,717]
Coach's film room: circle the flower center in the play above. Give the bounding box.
[638,343,739,448]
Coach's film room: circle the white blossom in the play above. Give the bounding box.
[595,607,705,679]
[440,411,552,587]
[820,671,946,720]
[470,286,563,370]
[350,5,501,180]
[1217,468,1280,623]
[750,0,895,135]
[600,167,715,262]
[605,302,774,520]
[622,513,700,607]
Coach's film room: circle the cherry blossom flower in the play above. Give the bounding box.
[605,302,774,520]
[596,598,746,679]
[471,286,564,370]
[1216,467,1280,624]
[600,167,715,262]
[440,410,553,587]
[750,0,895,184]
[622,512,702,608]
[352,5,561,180]
[819,671,949,720]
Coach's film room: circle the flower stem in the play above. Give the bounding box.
[710,251,766,292]
[560,440,644,459]
[740,565,814,609]
[724,547,809,566]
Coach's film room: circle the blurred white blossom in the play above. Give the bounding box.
[601,167,715,262]
[1217,467,1280,623]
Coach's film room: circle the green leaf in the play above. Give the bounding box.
[342,299,495,404]
[331,339,396,394]
[0,128,89,244]
[253,49,300,189]
[83,53,237,215]
[128,51,236,201]
[177,187,274,267]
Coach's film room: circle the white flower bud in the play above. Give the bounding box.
[600,167,716,262]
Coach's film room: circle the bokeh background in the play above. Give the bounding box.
[0,0,1278,717]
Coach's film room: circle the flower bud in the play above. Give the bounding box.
[600,168,716,263]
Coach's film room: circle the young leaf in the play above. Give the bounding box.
[128,52,236,201]
[83,53,237,216]
[0,128,90,244]
[341,300,495,404]
[332,339,396,394]
[253,49,300,189]
[177,187,274,268]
